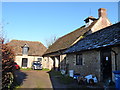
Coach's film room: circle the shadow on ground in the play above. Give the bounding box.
[47,70,115,89]
[47,69,79,89]
[47,70,66,89]
[13,70,27,88]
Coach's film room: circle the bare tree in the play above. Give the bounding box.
[0,20,10,46]
[0,21,9,44]
[45,34,59,48]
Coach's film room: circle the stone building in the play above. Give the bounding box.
[118,1,120,22]
[43,8,112,70]
[8,40,47,68]
[65,22,120,82]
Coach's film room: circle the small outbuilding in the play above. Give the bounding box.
[64,22,120,82]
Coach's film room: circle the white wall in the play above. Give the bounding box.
[42,57,54,70]
[15,55,43,68]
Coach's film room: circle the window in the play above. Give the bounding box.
[76,54,83,65]
[22,44,29,55]
[22,58,28,67]
[23,47,28,55]
[38,58,42,63]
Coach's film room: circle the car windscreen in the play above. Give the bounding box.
[33,63,41,65]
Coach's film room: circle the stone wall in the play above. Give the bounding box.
[116,46,120,70]
[60,54,67,70]
[111,46,120,70]
[111,46,120,82]
[42,57,49,69]
[67,50,101,81]
[66,46,120,82]
[43,55,67,70]
[42,57,54,70]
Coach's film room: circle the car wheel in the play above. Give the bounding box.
[89,79,94,85]
[32,67,34,70]
[33,67,35,70]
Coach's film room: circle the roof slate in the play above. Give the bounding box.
[65,22,120,54]
[8,40,47,56]
[44,20,98,55]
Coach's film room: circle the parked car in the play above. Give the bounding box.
[13,62,20,70]
[31,61,42,70]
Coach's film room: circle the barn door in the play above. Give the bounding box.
[22,58,28,67]
[101,48,112,81]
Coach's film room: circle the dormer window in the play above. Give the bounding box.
[84,16,97,27]
[22,44,29,55]
[85,19,93,27]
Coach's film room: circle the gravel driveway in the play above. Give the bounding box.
[14,70,53,88]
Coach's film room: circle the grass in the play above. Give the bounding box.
[42,68,50,71]
[50,70,62,76]
[14,86,21,89]
[20,68,32,71]
[20,68,50,71]
[50,70,75,84]
[36,88,46,90]
[59,75,75,84]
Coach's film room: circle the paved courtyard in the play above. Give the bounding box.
[14,70,53,88]
[14,70,115,89]
[14,70,74,89]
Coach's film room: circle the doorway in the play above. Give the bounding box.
[101,48,112,81]
[51,56,60,71]
[56,56,60,71]
[22,58,28,67]
[51,57,55,70]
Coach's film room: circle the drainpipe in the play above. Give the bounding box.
[111,50,118,70]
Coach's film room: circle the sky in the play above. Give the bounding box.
[2,2,118,47]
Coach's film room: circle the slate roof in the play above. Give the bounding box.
[8,40,47,56]
[84,16,97,21]
[65,22,120,54]
[44,20,98,55]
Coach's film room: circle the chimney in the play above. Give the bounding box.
[98,8,107,18]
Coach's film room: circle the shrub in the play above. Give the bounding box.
[1,39,15,89]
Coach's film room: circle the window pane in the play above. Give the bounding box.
[23,47,28,55]
[80,54,82,65]
[38,58,42,62]
[76,54,82,65]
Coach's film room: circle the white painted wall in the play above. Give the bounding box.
[42,57,54,70]
[15,55,43,68]
[55,57,59,68]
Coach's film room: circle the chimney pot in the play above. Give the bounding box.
[98,8,107,18]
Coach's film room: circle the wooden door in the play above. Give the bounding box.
[101,48,112,81]
[22,58,28,67]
